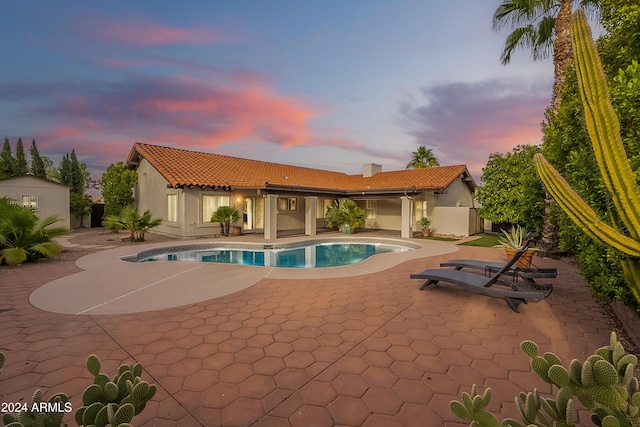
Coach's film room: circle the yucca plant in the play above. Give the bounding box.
[534,9,640,305]
[0,197,67,265]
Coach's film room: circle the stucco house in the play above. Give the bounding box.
[0,175,71,229]
[126,143,480,240]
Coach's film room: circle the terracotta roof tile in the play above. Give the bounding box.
[127,143,475,193]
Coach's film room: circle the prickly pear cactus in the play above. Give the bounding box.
[1,354,154,427]
[74,354,156,427]
[450,332,640,427]
[2,389,70,427]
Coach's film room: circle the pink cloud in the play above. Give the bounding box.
[399,79,552,180]
[88,18,234,46]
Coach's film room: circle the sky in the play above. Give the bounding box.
[1,1,563,183]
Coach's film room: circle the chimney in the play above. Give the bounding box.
[363,163,382,177]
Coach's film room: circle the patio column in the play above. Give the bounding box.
[305,196,317,236]
[264,194,278,240]
[401,196,413,239]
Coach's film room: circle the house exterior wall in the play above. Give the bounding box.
[133,159,477,239]
[0,176,70,229]
[358,199,402,231]
[434,176,475,208]
[431,207,481,237]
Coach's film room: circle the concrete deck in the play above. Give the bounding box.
[0,236,614,426]
[30,237,456,315]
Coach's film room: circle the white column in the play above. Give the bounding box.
[264,194,278,240]
[401,196,413,239]
[305,196,318,236]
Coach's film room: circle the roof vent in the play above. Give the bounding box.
[363,163,382,178]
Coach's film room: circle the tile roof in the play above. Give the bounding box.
[127,143,475,193]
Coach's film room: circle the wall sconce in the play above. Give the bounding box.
[236,197,242,203]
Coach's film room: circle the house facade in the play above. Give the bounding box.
[126,143,479,240]
[0,176,71,229]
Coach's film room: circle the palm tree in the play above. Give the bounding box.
[0,197,67,265]
[406,146,440,169]
[494,0,601,254]
[102,205,162,241]
[493,0,601,110]
[211,206,240,236]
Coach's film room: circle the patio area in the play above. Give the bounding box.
[0,234,616,426]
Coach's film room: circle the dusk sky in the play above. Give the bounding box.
[2,1,564,182]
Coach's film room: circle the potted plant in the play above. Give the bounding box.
[418,217,431,237]
[325,199,365,234]
[211,206,240,237]
[494,225,539,268]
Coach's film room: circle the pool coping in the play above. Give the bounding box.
[29,236,459,316]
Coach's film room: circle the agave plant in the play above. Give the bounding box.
[0,197,67,265]
[494,225,537,250]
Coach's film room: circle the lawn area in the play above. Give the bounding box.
[458,233,501,247]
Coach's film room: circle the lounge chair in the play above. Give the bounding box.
[439,258,556,293]
[410,247,552,312]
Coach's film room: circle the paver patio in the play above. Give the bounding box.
[0,236,614,426]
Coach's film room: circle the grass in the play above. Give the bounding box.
[422,236,458,242]
[458,233,501,248]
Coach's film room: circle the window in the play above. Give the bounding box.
[21,195,38,208]
[366,200,376,220]
[167,194,178,222]
[278,197,297,212]
[202,194,230,222]
[415,199,428,222]
[317,199,332,219]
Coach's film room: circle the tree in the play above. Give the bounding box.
[475,145,546,229]
[100,162,137,218]
[534,9,640,306]
[29,139,46,178]
[70,193,94,228]
[211,206,240,236]
[14,138,28,176]
[493,0,601,110]
[0,138,14,178]
[69,149,86,194]
[406,146,439,169]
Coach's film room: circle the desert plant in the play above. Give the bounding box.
[211,205,240,236]
[419,217,431,230]
[102,205,162,242]
[450,331,640,427]
[533,9,640,305]
[0,197,67,265]
[325,199,365,234]
[1,353,155,427]
[494,225,537,250]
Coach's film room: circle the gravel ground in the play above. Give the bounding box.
[3,227,639,360]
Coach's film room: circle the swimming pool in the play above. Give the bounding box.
[127,240,417,268]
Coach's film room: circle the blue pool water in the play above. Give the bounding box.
[135,243,411,268]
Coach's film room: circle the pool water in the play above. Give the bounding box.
[137,243,409,268]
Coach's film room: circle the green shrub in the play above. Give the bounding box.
[0,197,67,265]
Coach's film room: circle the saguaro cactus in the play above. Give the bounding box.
[533,9,640,304]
